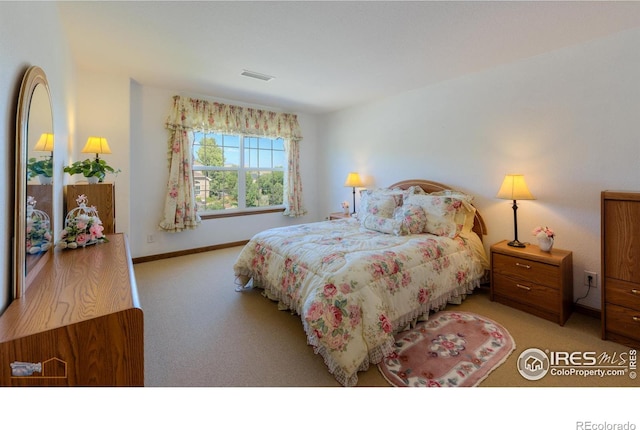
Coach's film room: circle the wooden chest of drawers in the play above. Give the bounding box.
[490,240,573,325]
[601,191,640,348]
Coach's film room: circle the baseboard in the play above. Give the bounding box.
[132,240,249,264]
[572,303,601,320]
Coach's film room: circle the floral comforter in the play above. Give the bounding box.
[233,218,489,386]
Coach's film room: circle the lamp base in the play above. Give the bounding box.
[507,239,527,248]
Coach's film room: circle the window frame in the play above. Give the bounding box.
[191,131,286,217]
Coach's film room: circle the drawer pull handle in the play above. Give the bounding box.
[632,289,640,295]
[516,284,531,291]
[515,263,531,269]
[633,316,640,323]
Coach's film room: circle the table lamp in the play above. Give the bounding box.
[344,172,364,215]
[82,136,111,161]
[496,174,534,247]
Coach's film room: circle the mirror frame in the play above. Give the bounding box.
[14,66,53,299]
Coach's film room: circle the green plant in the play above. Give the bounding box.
[63,158,120,183]
[27,157,53,179]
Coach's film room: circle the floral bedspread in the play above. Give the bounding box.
[233,218,489,386]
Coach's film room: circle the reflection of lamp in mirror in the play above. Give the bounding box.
[82,136,111,161]
[496,174,535,248]
[34,133,54,152]
[344,172,364,215]
[30,133,54,184]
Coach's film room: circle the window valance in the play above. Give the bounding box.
[159,95,306,233]
[165,95,303,141]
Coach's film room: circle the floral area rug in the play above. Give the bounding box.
[378,311,515,387]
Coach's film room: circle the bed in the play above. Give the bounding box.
[233,179,489,386]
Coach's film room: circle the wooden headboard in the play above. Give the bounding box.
[388,179,487,240]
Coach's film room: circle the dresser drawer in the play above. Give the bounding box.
[492,272,557,312]
[604,303,640,342]
[492,253,561,289]
[605,278,640,311]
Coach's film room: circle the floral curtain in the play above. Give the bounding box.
[159,96,306,232]
[158,128,201,232]
[282,139,306,217]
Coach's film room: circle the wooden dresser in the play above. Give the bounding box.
[601,191,640,348]
[65,183,115,234]
[490,240,573,326]
[0,234,143,386]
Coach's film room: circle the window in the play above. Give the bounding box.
[191,131,285,214]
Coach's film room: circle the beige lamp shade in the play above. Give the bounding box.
[34,133,54,152]
[344,172,364,188]
[496,174,535,200]
[82,136,111,156]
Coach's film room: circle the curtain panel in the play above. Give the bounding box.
[159,96,306,232]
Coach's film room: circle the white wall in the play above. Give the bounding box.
[319,27,640,310]
[72,70,131,237]
[0,2,75,313]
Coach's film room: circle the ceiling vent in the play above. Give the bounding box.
[240,69,275,82]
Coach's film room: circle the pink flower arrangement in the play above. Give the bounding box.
[57,194,108,249]
[532,226,554,239]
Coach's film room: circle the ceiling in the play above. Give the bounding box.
[57,1,640,114]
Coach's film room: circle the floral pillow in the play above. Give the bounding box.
[405,194,466,238]
[430,190,477,233]
[390,185,426,202]
[394,204,427,235]
[358,189,403,220]
[361,213,404,236]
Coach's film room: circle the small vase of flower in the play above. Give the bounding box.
[532,226,554,252]
[341,201,350,215]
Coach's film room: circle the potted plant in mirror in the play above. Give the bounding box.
[27,156,53,184]
[63,158,120,183]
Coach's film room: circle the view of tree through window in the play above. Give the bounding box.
[191,131,285,213]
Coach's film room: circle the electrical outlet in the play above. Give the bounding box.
[584,271,598,288]
[147,234,155,243]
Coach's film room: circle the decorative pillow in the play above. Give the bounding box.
[361,213,404,236]
[430,190,476,233]
[406,185,427,196]
[394,204,427,235]
[405,194,466,238]
[358,189,403,220]
[390,185,426,202]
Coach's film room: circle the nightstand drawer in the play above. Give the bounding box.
[492,253,561,289]
[605,278,640,311]
[492,272,557,311]
[604,303,640,342]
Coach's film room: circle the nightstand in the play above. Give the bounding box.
[329,212,352,220]
[490,240,573,326]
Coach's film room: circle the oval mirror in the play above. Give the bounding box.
[14,66,54,299]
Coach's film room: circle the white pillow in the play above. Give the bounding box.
[405,194,466,238]
[358,189,403,221]
[394,204,427,235]
[430,190,476,233]
[361,213,404,236]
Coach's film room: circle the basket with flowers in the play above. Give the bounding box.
[57,194,108,249]
[26,196,52,254]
